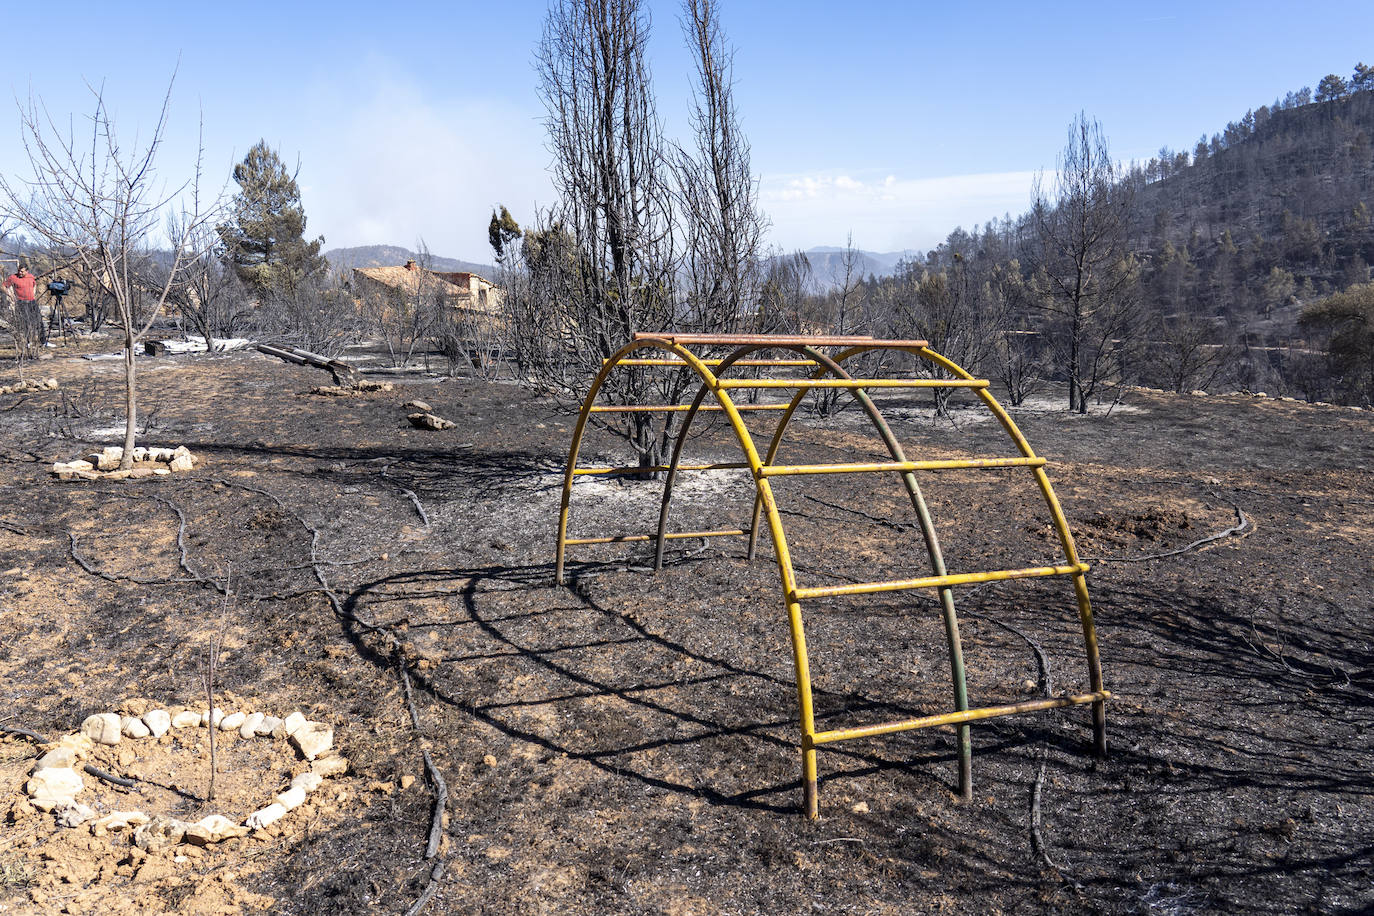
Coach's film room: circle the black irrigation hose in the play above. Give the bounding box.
[1,722,48,743]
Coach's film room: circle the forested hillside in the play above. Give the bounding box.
[1130,84,1374,316]
[803,66,1374,407]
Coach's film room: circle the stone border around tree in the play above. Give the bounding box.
[0,377,58,396]
[52,445,201,481]
[24,707,346,851]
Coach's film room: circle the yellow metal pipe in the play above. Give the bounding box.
[718,377,988,390]
[624,338,823,818]
[565,528,747,546]
[589,403,790,413]
[573,462,750,476]
[793,563,1090,601]
[913,345,1108,757]
[811,690,1113,744]
[758,457,1046,477]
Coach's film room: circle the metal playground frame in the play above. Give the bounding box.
[554,333,1109,818]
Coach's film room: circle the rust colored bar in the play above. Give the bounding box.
[793,563,1090,601]
[607,358,818,367]
[635,332,929,348]
[564,528,747,546]
[811,690,1113,744]
[758,457,1047,477]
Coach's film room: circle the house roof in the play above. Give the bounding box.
[352,265,468,296]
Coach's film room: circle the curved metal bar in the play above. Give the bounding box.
[557,337,825,815]
[653,343,772,572]
[912,345,1107,757]
[799,347,972,800]
[655,342,974,800]
[742,343,1105,760]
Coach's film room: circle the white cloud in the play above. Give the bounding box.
[759,168,1039,253]
[298,64,551,262]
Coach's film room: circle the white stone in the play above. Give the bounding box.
[290,772,324,794]
[33,747,79,772]
[171,710,202,729]
[31,794,75,813]
[274,786,307,811]
[134,816,187,852]
[53,733,94,755]
[310,755,348,778]
[291,722,334,761]
[81,713,122,745]
[256,715,282,737]
[219,711,246,731]
[282,711,307,737]
[27,767,83,807]
[201,707,225,728]
[122,715,151,739]
[54,801,96,828]
[169,453,194,472]
[245,803,287,831]
[92,811,151,835]
[143,709,172,738]
[184,814,248,846]
[240,712,264,739]
[404,399,432,412]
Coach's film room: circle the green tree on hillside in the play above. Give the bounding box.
[1301,283,1374,403]
[217,141,326,300]
[1316,74,1348,103]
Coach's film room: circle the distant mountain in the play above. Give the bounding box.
[764,247,913,292]
[325,245,495,278]
[803,247,912,284]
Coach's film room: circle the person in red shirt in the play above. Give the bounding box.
[3,264,47,349]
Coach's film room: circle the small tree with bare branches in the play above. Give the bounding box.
[0,77,216,469]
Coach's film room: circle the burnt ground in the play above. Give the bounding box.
[0,346,1371,915]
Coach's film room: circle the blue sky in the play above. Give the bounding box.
[5,1,1373,260]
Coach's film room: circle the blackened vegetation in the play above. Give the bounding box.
[0,353,1371,913]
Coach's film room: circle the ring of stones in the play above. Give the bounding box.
[24,707,345,848]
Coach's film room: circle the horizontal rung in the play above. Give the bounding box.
[759,457,1046,477]
[793,563,1090,600]
[589,403,790,413]
[717,378,987,390]
[564,528,747,546]
[635,332,929,348]
[810,690,1113,745]
[574,462,750,476]
[607,358,818,367]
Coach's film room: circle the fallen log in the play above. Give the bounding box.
[254,343,359,387]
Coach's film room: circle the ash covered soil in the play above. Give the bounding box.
[0,348,1371,915]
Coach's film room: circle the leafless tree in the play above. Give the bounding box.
[164,214,250,350]
[813,234,871,415]
[1030,114,1140,412]
[1154,313,1230,393]
[0,78,216,468]
[887,254,1008,417]
[513,0,684,469]
[675,0,767,335]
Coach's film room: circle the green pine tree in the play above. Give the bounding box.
[217,141,326,299]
